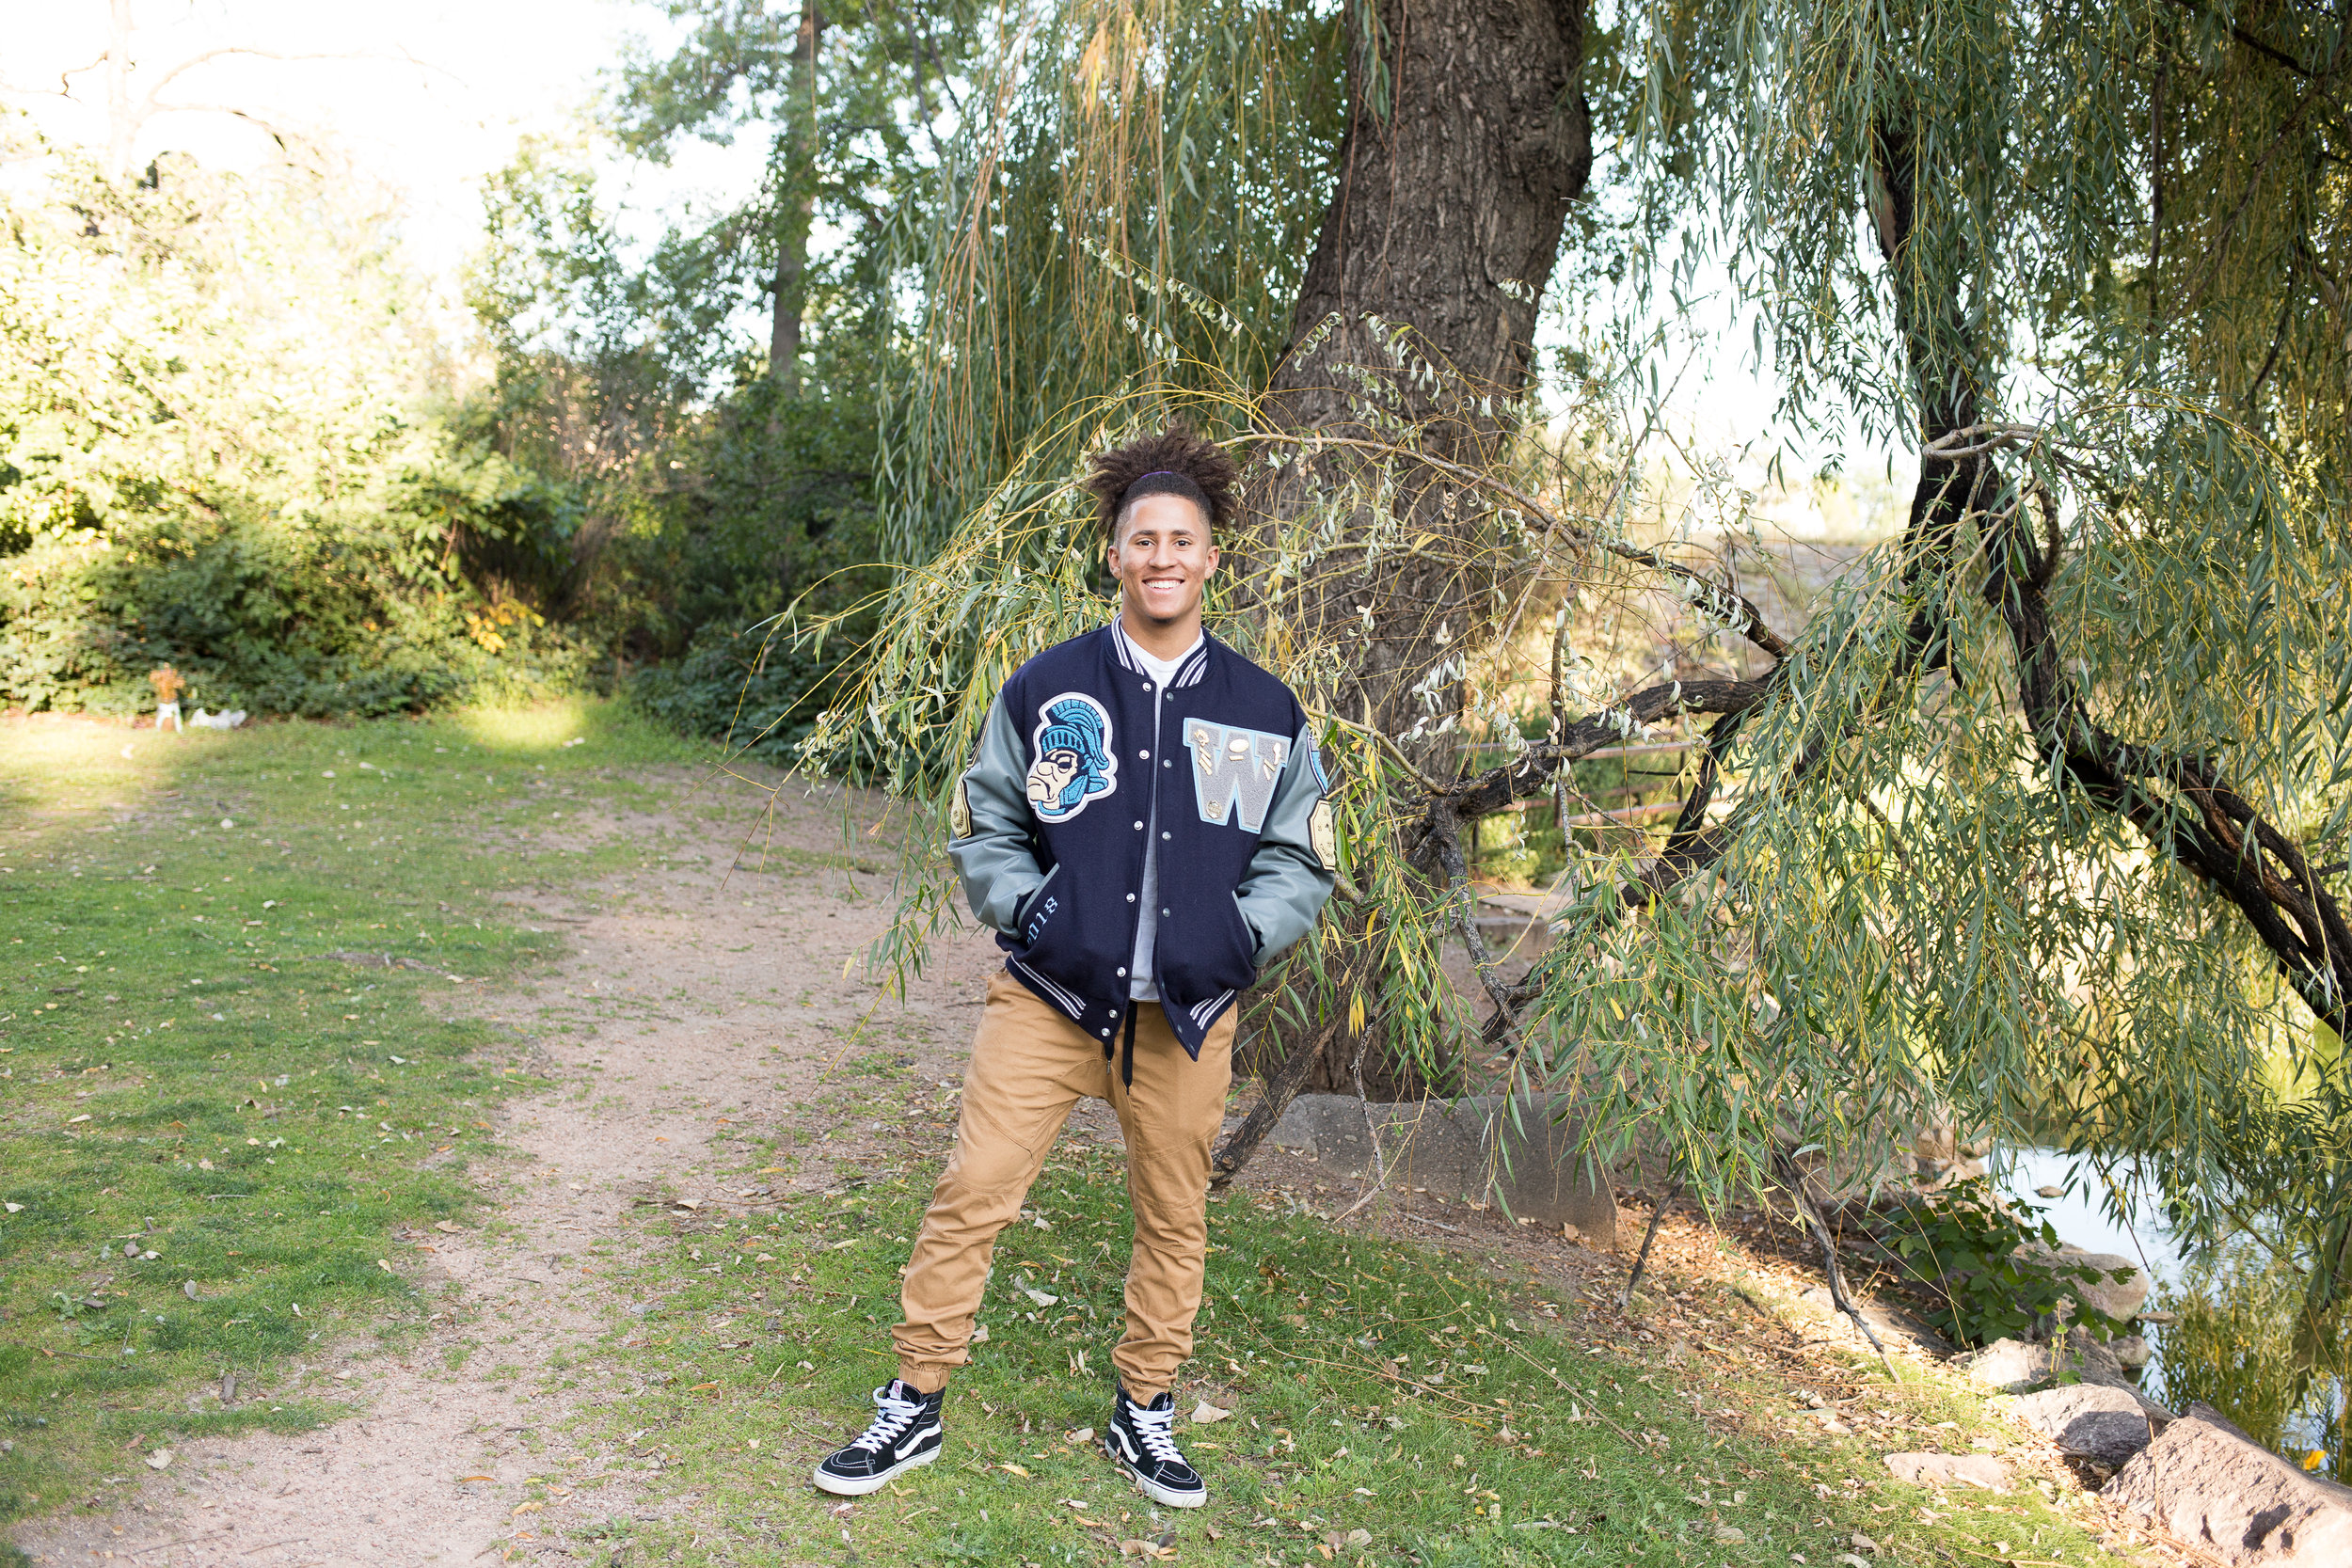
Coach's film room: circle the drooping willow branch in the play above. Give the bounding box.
[1982,480,2352,1039]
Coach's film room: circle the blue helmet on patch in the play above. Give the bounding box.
[1028,695,1117,819]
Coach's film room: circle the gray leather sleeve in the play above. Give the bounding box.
[1236,722,1335,962]
[948,694,1046,933]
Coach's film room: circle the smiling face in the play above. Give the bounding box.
[1107,492,1218,638]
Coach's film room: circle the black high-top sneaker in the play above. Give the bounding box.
[812,1380,946,1496]
[1103,1383,1206,1508]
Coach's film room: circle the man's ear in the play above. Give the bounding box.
[1203,541,1221,578]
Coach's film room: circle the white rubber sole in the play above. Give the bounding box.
[1104,1437,1207,1509]
[811,1444,937,1497]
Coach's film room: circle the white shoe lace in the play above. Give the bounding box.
[850,1385,926,1453]
[1129,1398,1185,1467]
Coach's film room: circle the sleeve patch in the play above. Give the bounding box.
[1309,799,1339,873]
[949,775,973,840]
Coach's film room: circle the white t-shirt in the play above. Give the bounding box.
[1118,623,1201,1003]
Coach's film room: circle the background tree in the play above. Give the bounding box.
[809,0,2352,1444]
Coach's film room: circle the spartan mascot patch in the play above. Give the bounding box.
[1026,693,1119,821]
[1186,719,1291,832]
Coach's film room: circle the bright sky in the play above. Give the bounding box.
[2,0,761,280]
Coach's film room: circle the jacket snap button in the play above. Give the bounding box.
[1139,749,1150,759]
[1127,894,1136,903]
[1161,908,1172,917]
[1134,820,1144,831]
[1116,967,1127,977]
[1102,1028,1112,1038]
[1161,832,1171,840]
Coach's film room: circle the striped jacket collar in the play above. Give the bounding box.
[1105,619,1211,689]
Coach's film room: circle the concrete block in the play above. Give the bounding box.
[1266,1093,1619,1246]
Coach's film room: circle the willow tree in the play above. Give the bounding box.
[798,0,2352,1380]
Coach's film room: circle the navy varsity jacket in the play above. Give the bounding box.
[947,623,1337,1060]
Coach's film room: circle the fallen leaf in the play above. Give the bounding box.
[511,1501,542,1516]
[998,1462,1031,1478]
[182,1280,199,1300]
[1190,1401,1231,1425]
[1851,1532,1879,1554]
[458,1475,496,1483]
[970,1324,989,1342]
[435,1220,462,1233]
[1836,1555,1871,1568]
[144,1449,173,1470]
[1024,1287,1058,1307]
[1345,1529,1371,1547]
[1066,1427,1095,1444]
[3,1202,20,1213]
[674,1198,698,1210]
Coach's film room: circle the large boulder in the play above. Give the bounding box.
[2104,1403,2352,1566]
[1267,1093,1619,1245]
[2020,1243,2150,1323]
[2008,1384,2169,1465]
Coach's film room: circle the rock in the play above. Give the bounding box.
[2112,1333,2152,1370]
[1266,1093,1619,1245]
[2010,1384,2169,1465]
[2051,1248,2149,1322]
[1883,1451,2011,1491]
[2016,1242,2148,1321]
[1960,1328,2159,1400]
[2104,1402,2352,1565]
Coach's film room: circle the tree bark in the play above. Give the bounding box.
[1226,0,1592,1131]
[770,1,824,394]
[1254,0,1593,735]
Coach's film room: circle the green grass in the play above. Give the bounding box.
[0,699,704,1528]
[3,701,2139,1567]
[571,1138,2132,1566]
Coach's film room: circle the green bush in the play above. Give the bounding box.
[1888,1177,2134,1348]
[0,137,590,718]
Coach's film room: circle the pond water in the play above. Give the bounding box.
[1991,1147,2185,1287]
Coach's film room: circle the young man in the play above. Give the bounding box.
[814,428,1337,1507]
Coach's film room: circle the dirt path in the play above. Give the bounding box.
[9,772,1048,1567]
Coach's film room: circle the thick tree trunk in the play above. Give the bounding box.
[1254,0,1592,735]
[770,2,824,394]
[1218,0,1592,1155]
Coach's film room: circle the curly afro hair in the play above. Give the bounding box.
[1082,425,1239,542]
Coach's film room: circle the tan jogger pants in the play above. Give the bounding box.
[892,972,1236,1402]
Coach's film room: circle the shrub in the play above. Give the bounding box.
[1888,1177,2134,1348]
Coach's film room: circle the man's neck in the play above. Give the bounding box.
[1119,604,1203,664]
